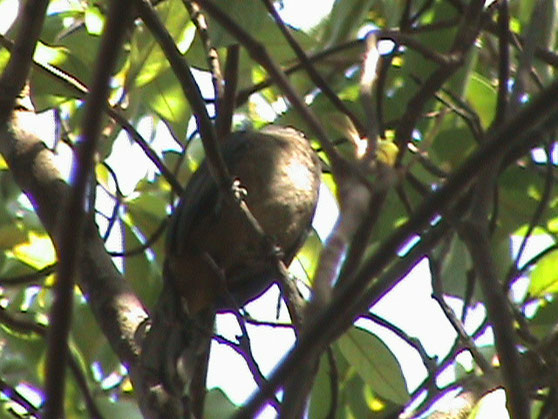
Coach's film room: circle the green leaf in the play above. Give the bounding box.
[337,327,408,405]
[308,353,334,419]
[55,19,103,72]
[466,73,497,129]
[139,67,192,137]
[0,223,27,250]
[434,233,472,299]
[319,0,376,45]
[130,0,194,88]
[372,189,409,243]
[499,165,558,236]
[121,207,163,308]
[0,317,45,387]
[294,230,322,285]
[310,346,398,418]
[200,0,317,92]
[0,49,11,75]
[204,388,237,419]
[530,298,558,339]
[30,42,88,110]
[529,250,558,296]
[97,398,143,419]
[431,127,476,171]
[40,10,84,45]
[206,0,268,48]
[70,298,113,369]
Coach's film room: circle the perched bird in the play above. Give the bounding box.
[143,125,321,418]
[165,125,321,315]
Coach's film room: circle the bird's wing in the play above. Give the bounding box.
[166,131,255,255]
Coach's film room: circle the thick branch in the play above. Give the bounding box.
[0,0,48,126]
[0,111,148,403]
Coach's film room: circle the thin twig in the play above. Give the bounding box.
[494,0,510,126]
[134,0,231,191]
[460,156,529,418]
[0,377,40,417]
[213,334,281,410]
[460,219,530,417]
[216,45,239,139]
[195,0,343,170]
[183,0,224,115]
[0,307,105,419]
[506,144,555,291]
[402,316,491,416]
[234,79,558,413]
[261,0,366,137]
[108,218,168,258]
[0,33,184,195]
[236,38,363,105]
[429,258,492,374]
[0,263,56,286]
[395,0,486,161]
[361,312,437,375]
[99,162,124,242]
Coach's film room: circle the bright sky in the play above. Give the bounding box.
[0,0,17,33]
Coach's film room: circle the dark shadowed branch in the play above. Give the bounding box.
[44,2,133,416]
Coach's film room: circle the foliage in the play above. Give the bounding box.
[0,0,557,417]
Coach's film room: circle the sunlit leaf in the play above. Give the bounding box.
[130,0,194,88]
[11,232,56,270]
[337,327,408,405]
[84,6,105,36]
[294,229,322,284]
[529,249,558,296]
[139,67,192,137]
[30,42,88,110]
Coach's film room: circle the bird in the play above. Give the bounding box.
[142,125,321,418]
[165,125,321,314]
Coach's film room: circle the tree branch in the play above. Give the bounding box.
[0,0,48,127]
[234,76,558,418]
[43,2,133,416]
[0,109,148,417]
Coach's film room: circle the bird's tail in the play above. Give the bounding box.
[140,279,215,418]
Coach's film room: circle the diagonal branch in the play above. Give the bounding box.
[261,0,366,138]
[0,110,149,416]
[395,0,486,160]
[234,74,558,418]
[0,0,48,127]
[195,0,343,171]
[0,33,184,194]
[44,2,133,416]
